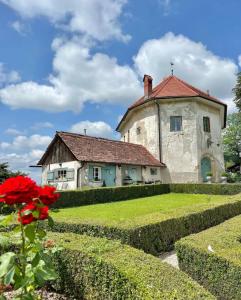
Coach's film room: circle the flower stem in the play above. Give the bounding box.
[20,221,27,297]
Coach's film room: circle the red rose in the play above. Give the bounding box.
[0,176,39,205]
[18,201,49,225]
[38,186,60,205]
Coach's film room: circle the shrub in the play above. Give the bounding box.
[176,214,241,300]
[53,184,170,208]
[169,183,241,195]
[49,195,241,255]
[47,232,214,299]
[52,183,241,209]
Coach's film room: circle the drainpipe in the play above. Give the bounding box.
[77,162,86,189]
[155,100,162,162]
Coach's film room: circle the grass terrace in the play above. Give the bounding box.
[52,193,236,227]
[176,214,241,299]
[50,193,241,254]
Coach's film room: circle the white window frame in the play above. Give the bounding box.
[93,166,101,181]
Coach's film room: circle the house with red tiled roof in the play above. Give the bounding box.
[38,75,227,189]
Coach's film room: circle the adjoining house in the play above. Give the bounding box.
[38,74,227,189]
[38,131,165,190]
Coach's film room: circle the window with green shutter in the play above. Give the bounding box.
[170,116,182,132]
[203,116,210,132]
[47,171,54,181]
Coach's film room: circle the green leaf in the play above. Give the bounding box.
[0,235,10,248]
[36,228,46,239]
[25,224,36,243]
[4,265,15,285]
[0,252,15,277]
[47,216,54,228]
[0,214,14,227]
[32,210,40,219]
[0,295,7,300]
[32,253,40,268]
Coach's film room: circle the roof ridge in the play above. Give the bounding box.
[57,131,148,148]
[151,75,173,97]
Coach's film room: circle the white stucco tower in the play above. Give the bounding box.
[116,75,227,183]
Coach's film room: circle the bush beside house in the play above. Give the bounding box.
[176,215,241,300]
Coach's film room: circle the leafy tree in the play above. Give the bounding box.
[233,72,241,110]
[0,162,26,183]
[223,113,241,165]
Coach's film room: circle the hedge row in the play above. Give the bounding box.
[50,232,215,299]
[53,184,170,208]
[169,183,241,195]
[49,196,241,255]
[176,214,241,300]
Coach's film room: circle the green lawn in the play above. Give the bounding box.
[52,193,238,228]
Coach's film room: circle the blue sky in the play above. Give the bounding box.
[0,0,240,181]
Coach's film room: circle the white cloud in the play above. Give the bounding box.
[0,134,51,151]
[5,128,25,135]
[238,55,241,67]
[70,120,114,139]
[31,121,54,130]
[0,63,21,85]
[11,20,26,35]
[1,0,130,42]
[134,32,238,110]
[0,134,51,183]
[0,38,142,112]
[159,0,171,16]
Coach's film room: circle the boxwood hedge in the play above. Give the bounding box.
[49,195,241,255]
[176,214,241,300]
[48,232,214,299]
[52,183,241,209]
[53,184,170,208]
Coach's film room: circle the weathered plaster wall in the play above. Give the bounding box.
[120,103,159,160]
[41,161,81,189]
[159,99,199,183]
[142,166,162,183]
[196,100,225,182]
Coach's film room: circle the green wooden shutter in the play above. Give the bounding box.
[47,171,54,180]
[66,169,75,180]
[88,166,94,180]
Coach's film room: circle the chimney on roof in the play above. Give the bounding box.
[143,74,153,99]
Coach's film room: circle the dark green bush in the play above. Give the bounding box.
[53,183,241,209]
[49,196,241,255]
[169,183,241,195]
[49,232,214,299]
[176,214,241,300]
[53,184,170,208]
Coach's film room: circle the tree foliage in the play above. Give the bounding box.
[0,162,26,183]
[223,112,241,165]
[233,72,241,110]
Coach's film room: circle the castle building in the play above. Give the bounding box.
[38,75,227,189]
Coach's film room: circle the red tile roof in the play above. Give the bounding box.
[117,75,227,130]
[38,131,165,167]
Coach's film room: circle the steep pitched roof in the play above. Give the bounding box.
[117,75,227,130]
[38,131,165,167]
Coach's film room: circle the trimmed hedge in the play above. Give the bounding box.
[176,214,241,299]
[170,183,241,195]
[49,195,241,255]
[52,183,241,209]
[49,232,214,299]
[53,184,170,208]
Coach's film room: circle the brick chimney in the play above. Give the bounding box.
[143,74,153,99]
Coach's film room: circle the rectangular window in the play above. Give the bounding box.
[93,166,101,181]
[203,116,210,132]
[170,116,182,132]
[57,169,67,180]
[150,168,157,175]
[127,130,130,142]
[136,127,141,135]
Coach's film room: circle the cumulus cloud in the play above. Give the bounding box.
[0,38,142,112]
[0,134,51,183]
[70,120,114,139]
[0,134,51,151]
[1,0,130,42]
[5,128,26,135]
[11,20,26,35]
[0,63,21,85]
[134,32,238,110]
